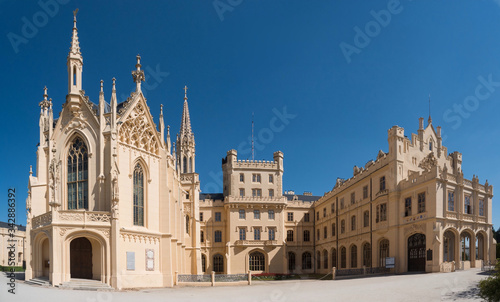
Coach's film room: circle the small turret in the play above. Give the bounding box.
[132,55,145,92]
[177,86,196,174]
[159,104,165,148]
[110,78,117,130]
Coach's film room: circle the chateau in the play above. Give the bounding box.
[25,14,496,289]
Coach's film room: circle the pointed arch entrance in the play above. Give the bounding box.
[408,233,426,272]
[70,237,93,279]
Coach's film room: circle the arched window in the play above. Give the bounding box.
[185,216,190,235]
[302,252,312,270]
[183,156,187,174]
[341,219,345,234]
[73,65,76,86]
[351,215,356,231]
[443,230,455,262]
[201,254,206,273]
[340,247,346,268]
[189,157,193,173]
[323,250,328,269]
[363,243,371,267]
[476,233,484,260]
[331,248,337,268]
[350,245,358,268]
[379,239,389,267]
[303,230,310,242]
[67,137,88,210]
[133,163,145,226]
[249,251,265,271]
[213,254,224,273]
[316,251,321,269]
[288,252,296,272]
[461,232,471,261]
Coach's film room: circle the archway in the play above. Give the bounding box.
[443,230,456,262]
[41,238,50,278]
[70,237,92,279]
[408,233,426,272]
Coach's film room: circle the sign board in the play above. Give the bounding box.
[385,257,395,268]
[127,252,135,270]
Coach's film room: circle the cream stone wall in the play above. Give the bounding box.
[0,224,26,267]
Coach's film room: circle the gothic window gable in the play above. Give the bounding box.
[118,95,161,155]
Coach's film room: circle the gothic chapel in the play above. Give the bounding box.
[25,13,202,289]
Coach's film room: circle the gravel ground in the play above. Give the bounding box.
[0,268,490,302]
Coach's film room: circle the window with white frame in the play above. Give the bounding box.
[268,228,276,240]
[239,188,245,197]
[239,228,246,240]
[268,210,275,220]
[254,210,260,219]
[239,209,246,219]
[254,227,261,240]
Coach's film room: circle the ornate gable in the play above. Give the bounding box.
[118,94,160,155]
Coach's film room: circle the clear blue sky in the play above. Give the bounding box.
[0,0,499,229]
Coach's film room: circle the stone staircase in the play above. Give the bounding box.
[59,279,113,291]
[25,277,50,287]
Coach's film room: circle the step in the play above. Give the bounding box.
[25,278,50,286]
[60,279,113,291]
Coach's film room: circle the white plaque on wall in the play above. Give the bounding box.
[146,249,154,271]
[127,252,135,270]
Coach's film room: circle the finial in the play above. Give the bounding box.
[112,77,116,91]
[183,85,188,100]
[39,86,50,109]
[29,165,33,175]
[428,94,432,124]
[132,55,145,91]
[100,80,103,92]
[73,8,78,29]
[43,86,48,98]
[160,104,164,115]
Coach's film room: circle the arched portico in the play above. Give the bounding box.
[63,231,109,284]
[32,232,51,279]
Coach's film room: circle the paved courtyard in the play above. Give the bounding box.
[0,269,490,302]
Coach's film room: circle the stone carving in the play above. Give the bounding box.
[32,212,52,229]
[48,158,60,207]
[87,213,111,223]
[419,152,437,172]
[404,223,425,236]
[121,232,159,244]
[118,101,160,155]
[59,212,84,221]
[59,227,71,236]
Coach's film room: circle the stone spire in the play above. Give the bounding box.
[69,9,81,57]
[179,86,193,139]
[177,86,195,174]
[110,78,117,129]
[159,104,165,148]
[67,9,83,115]
[132,55,145,92]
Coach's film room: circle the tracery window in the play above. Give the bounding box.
[340,247,346,268]
[379,239,389,267]
[350,245,358,268]
[288,252,296,272]
[363,243,371,267]
[331,249,337,268]
[133,164,145,226]
[363,211,370,227]
[67,137,88,210]
[323,250,328,269]
[448,191,455,212]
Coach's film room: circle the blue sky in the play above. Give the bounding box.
[0,0,499,228]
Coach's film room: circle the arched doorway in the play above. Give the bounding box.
[249,251,266,273]
[70,237,92,279]
[443,230,455,262]
[408,233,426,272]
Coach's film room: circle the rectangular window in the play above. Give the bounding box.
[351,192,355,205]
[239,188,245,197]
[479,199,485,216]
[464,195,472,214]
[200,230,204,242]
[341,220,345,234]
[303,230,310,242]
[363,185,368,199]
[239,209,246,219]
[268,210,275,220]
[316,229,320,240]
[287,230,294,242]
[254,228,261,240]
[323,208,326,217]
[448,191,455,212]
[418,192,426,213]
[331,223,336,236]
[269,174,274,183]
[351,215,356,231]
[324,226,327,239]
[200,212,203,222]
[316,211,319,221]
[239,228,246,240]
[252,189,262,197]
[377,203,387,222]
[269,189,274,197]
[269,228,276,240]
[380,176,386,191]
[405,197,412,217]
[252,174,261,183]
[287,212,294,222]
[304,213,310,222]
[240,173,244,182]
[215,212,221,222]
[331,203,335,213]
[363,211,369,227]
[214,230,222,242]
[340,198,345,209]
[254,210,260,219]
